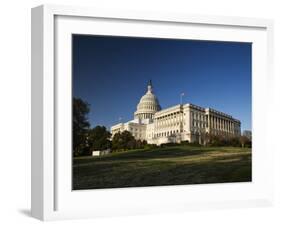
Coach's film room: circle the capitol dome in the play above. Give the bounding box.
[134,80,161,120]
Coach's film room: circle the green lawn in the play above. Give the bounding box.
[73,145,252,190]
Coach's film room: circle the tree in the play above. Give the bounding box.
[239,135,250,148]
[208,134,241,147]
[111,132,122,151]
[73,97,90,156]
[112,131,141,151]
[87,126,111,151]
[200,131,210,146]
[120,131,136,150]
[209,134,221,146]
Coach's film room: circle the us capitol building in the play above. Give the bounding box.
[111,81,241,145]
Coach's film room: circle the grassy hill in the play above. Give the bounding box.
[73,145,252,190]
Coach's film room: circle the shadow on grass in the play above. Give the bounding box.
[73,146,227,165]
[73,146,252,190]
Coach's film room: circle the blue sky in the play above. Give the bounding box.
[73,35,252,132]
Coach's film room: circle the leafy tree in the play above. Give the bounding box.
[111,132,123,151]
[138,140,147,148]
[73,97,90,156]
[112,131,145,151]
[123,131,135,149]
[88,126,111,151]
[119,131,136,150]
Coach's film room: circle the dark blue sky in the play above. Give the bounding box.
[73,35,252,131]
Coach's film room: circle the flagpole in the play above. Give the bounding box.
[180,94,182,105]
[180,92,185,105]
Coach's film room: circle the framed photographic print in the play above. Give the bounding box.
[31,4,274,221]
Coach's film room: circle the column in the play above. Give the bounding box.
[227,120,230,133]
[226,120,229,133]
[215,117,217,130]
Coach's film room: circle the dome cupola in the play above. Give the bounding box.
[134,80,161,120]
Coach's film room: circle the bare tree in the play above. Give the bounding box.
[239,135,249,148]
[200,131,210,146]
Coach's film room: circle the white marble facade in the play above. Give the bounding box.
[111,81,241,145]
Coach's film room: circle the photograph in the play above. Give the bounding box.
[72,34,252,190]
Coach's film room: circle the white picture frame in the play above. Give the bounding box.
[31,4,274,221]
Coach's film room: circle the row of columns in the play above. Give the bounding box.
[137,113,153,119]
[155,111,183,129]
[154,129,180,138]
[207,115,237,133]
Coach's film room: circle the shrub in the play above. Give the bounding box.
[207,134,249,147]
[160,142,180,148]
[180,140,189,146]
[189,141,202,147]
[144,144,157,149]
